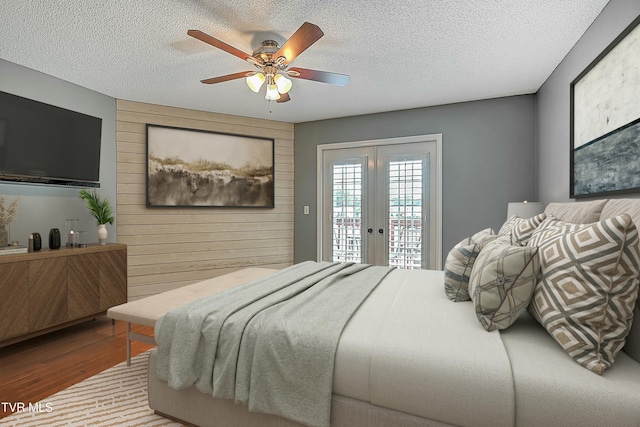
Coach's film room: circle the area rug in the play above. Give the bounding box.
[0,351,184,427]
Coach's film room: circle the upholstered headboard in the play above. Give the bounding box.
[544,199,608,223]
[544,199,640,364]
[599,199,640,363]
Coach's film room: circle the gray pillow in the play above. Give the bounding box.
[444,228,497,302]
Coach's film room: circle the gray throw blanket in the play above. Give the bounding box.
[155,261,394,427]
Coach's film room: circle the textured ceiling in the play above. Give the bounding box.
[1,0,610,123]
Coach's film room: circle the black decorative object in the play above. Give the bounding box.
[32,232,42,251]
[48,228,61,249]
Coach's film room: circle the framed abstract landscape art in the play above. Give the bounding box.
[146,124,274,208]
[570,15,640,198]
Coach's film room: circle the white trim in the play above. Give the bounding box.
[317,134,443,268]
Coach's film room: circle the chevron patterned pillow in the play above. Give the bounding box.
[528,214,640,374]
[469,237,540,331]
[498,213,546,246]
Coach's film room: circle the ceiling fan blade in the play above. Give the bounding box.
[275,22,324,65]
[288,67,350,86]
[201,71,251,84]
[188,30,255,64]
[276,92,291,103]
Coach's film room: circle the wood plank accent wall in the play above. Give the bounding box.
[116,100,294,300]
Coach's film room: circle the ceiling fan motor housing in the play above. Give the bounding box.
[252,40,286,69]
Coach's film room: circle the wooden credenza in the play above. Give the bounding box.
[0,243,127,347]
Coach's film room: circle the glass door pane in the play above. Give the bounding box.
[331,163,363,263]
[322,146,374,264]
[388,159,423,268]
[376,142,432,269]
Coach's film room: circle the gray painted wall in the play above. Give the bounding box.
[10,0,630,259]
[537,0,640,203]
[0,59,117,247]
[294,95,536,264]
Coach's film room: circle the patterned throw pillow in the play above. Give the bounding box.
[498,213,546,246]
[468,237,540,331]
[444,228,497,302]
[528,214,640,374]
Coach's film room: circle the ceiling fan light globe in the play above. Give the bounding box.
[246,73,265,92]
[274,74,292,94]
[265,84,281,100]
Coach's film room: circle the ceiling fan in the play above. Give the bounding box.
[187,22,349,103]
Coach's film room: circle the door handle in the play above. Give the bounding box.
[378,228,384,234]
[367,228,373,234]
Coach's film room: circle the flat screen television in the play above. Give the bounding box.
[0,90,102,188]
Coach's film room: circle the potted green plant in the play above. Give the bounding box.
[79,189,114,245]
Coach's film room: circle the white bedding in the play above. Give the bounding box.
[334,268,515,427]
[146,266,640,427]
[501,311,640,427]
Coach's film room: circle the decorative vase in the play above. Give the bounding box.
[97,224,108,245]
[0,225,7,247]
[49,228,61,249]
[32,232,42,251]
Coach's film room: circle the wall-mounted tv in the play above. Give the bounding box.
[0,90,102,188]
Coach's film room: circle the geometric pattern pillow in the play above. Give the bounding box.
[511,212,546,245]
[498,213,546,246]
[527,215,576,240]
[498,215,520,237]
[444,228,497,302]
[528,214,640,374]
[468,237,540,331]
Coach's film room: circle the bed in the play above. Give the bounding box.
[107,198,640,427]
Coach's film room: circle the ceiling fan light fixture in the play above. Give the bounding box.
[189,22,348,105]
[246,72,265,92]
[274,74,292,94]
[265,84,281,101]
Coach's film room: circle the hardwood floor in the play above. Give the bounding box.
[0,316,154,419]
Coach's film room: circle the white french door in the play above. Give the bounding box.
[318,135,441,269]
